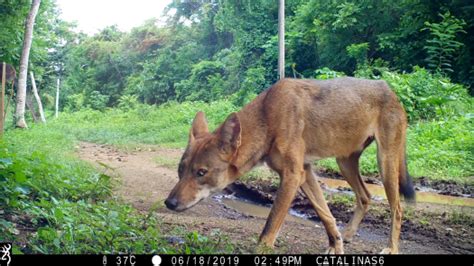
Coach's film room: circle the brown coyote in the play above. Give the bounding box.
[165,77,415,254]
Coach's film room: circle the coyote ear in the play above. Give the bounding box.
[190,111,208,141]
[219,113,241,154]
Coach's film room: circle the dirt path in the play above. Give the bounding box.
[77,142,472,254]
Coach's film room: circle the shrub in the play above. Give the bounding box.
[65,93,85,112]
[423,12,466,75]
[383,67,470,121]
[86,91,109,111]
[176,60,226,102]
[314,67,346,80]
[118,95,139,111]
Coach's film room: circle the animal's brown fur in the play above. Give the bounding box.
[165,77,415,254]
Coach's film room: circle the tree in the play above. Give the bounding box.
[15,0,41,128]
[30,71,46,123]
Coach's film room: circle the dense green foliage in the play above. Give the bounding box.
[2,0,473,108]
[382,67,470,121]
[62,0,474,106]
[0,0,75,90]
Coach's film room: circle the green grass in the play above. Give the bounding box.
[154,155,180,169]
[240,166,279,184]
[328,193,355,207]
[0,124,235,254]
[447,209,474,227]
[55,100,238,148]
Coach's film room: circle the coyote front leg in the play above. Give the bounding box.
[259,141,305,249]
[258,169,302,248]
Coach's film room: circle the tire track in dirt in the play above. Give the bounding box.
[77,142,459,254]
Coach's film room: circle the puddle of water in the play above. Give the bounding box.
[220,176,473,223]
[320,177,474,207]
[221,198,315,226]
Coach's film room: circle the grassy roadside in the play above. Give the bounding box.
[0,125,235,254]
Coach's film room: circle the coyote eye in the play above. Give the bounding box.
[196,168,208,177]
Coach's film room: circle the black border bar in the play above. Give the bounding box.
[9,254,473,266]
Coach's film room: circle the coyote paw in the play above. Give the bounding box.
[325,244,344,254]
[380,248,398,254]
[342,234,353,243]
[325,247,336,254]
[342,228,356,243]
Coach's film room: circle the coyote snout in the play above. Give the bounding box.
[164,182,210,211]
[165,111,241,211]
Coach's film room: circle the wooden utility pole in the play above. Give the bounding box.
[2,63,17,123]
[1,62,6,135]
[278,0,285,80]
[55,78,59,118]
[30,72,46,123]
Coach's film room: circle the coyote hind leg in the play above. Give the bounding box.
[336,152,371,243]
[376,113,407,254]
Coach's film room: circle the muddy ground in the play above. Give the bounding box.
[77,142,474,254]
[315,168,474,198]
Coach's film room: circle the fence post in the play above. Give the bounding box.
[55,78,59,118]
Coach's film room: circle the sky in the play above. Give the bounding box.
[56,0,172,35]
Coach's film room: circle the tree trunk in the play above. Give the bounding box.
[30,71,45,123]
[15,0,41,128]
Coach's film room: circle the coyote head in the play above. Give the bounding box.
[165,111,241,211]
